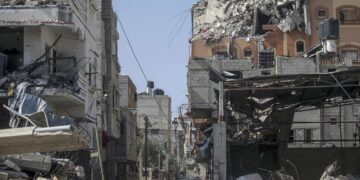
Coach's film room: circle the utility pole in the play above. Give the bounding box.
[144,115,149,180]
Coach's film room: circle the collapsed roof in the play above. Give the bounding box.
[192,0,307,43]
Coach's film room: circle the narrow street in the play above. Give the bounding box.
[0,0,359,180]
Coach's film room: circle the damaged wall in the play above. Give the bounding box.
[191,28,310,62]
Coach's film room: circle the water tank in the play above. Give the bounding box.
[153,89,165,96]
[147,81,154,88]
[318,18,340,40]
[324,39,337,54]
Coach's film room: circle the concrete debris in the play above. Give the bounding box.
[2,154,52,173]
[320,161,360,180]
[0,154,85,179]
[193,0,305,43]
[3,159,21,172]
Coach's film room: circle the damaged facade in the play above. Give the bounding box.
[0,0,136,179]
[188,0,360,179]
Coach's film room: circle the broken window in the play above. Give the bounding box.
[304,129,312,143]
[212,46,228,60]
[261,71,270,76]
[339,7,359,23]
[289,130,295,143]
[317,8,327,19]
[329,117,338,125]
[212,51,229,60]
[341,47,359,63]
[243,47,253,58]
[296,40,305,55]
[0,27,24,73]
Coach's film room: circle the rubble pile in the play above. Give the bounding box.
[192,0,306,43]
[0,154,85,179]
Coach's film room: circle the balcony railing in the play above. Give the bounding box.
[26,56,88,101]
[0,5,74,26]
[320,57,344,65]
[340,19,360,25]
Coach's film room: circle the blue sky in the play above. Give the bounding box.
[114,0,196,117]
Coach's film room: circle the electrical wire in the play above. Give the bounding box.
[116,14,174,129]
[116,14,185,164]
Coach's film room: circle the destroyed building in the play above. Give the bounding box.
[188,0,360,179]
[0,0,133,179]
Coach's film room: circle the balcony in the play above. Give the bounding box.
[0,2,86,38]
[0,56,88,120]
[0,5,73,26]
[30,57,88,119]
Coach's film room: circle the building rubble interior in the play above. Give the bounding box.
[0,0,95,179]
[188,0,360,179]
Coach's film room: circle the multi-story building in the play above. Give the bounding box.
[137,87,171,138]
[136,83,172,178]
[117,75,139,180]
[0,0,125,179]
[188,0,360,179]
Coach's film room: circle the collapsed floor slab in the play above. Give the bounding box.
[0,125,89,155]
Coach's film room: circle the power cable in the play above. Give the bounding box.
[116,14,185,164]
[116,14,174,129]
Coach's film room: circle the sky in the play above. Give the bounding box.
[114,0,197,117]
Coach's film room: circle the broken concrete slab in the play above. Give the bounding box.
[0,125,90,155]
[3,159,21,172]
[2,154,52,173]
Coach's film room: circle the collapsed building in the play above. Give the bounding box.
[0,0,136,179]
[188,0,360,179]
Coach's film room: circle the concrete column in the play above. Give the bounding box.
[213,123,227,180]
[213,81,226,180]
